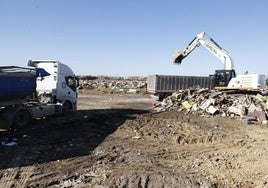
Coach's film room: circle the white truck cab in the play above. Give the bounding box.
[0,60,78,130]
[28,60,78,112]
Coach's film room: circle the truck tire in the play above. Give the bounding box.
[12,109,31,130]
[62,101,72,114]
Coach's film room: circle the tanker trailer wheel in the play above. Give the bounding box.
[12,109,31,130]
[62,101,72,114]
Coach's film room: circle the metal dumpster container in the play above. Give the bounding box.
[147,74,214,93]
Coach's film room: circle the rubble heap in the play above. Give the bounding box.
[153,88,268,124]
[78,76,147,93]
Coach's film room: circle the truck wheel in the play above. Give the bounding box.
[62,101,72,114]
[12,110,31,130]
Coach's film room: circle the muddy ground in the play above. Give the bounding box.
[0,91,268,188]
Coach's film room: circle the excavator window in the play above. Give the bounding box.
[214,69,236,87]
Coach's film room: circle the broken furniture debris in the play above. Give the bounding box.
[153,87,268,124]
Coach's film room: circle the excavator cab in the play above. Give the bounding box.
[173,51,185,64]
[214,69,236,87]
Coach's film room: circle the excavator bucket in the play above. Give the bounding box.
[173,51,185,64]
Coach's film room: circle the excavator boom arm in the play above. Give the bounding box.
[173,32,234,70]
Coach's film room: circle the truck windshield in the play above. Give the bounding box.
[66,76,77,91]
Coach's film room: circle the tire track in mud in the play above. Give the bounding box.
[0,138,35,188]
[0,166,35,188]
[90,110,268,187]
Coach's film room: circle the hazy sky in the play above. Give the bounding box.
[0,0,267,76]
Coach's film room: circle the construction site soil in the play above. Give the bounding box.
[1,91,268,188]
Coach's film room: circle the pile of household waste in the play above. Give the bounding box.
[78,76,147,93]
[153,88,268,124]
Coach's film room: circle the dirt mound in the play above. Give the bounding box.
[1,93,268,187]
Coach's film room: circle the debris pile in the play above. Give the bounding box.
[153,88,268,124]
[78,76,147,93]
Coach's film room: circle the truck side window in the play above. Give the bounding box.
[66,76,77,91]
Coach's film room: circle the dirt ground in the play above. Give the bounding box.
[1,91,268,188]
